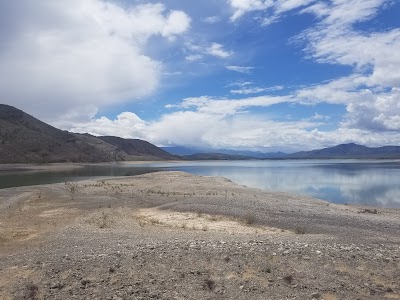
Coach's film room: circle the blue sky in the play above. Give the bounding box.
[1,0,400,152]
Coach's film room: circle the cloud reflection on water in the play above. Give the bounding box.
[155,160,400,208]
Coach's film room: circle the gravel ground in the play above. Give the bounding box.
[0,171,399,300]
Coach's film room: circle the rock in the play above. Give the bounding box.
[50,282,65,290]
[311,292,321,298]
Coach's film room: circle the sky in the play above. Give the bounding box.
[1,0,400,152]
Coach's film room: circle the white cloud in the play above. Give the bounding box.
[207,43,233,58]
[293,0,400,133]
[66,105,400,152]
[69,112,148,139]
[343,88,400,131]
[275,0,316,14]
[228,81,254,87]
[178,95,288,115]
[0,0,190,121]
[228,0,316,23]
[185,54,203,62]
[228,0,274,21]
[226,65,254,74]
[203,16,221,24]
[231,85,283,95]
[185,42,233,60]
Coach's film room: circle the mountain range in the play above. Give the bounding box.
[161,146,286,158]
[1,104,400,163]
[286,143,400,159]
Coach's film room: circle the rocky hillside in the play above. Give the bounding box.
[98,136,178,161]
[0,104,177,163]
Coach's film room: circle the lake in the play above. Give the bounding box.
[1,160,400,208]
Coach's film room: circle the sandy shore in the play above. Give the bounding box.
[0,171,399,299]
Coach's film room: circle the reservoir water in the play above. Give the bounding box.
[1,160,400,208]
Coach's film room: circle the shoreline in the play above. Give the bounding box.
[0,160,183,172]
[1,161,400,210]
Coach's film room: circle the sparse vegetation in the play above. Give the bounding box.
[294,227,306,234]
[242,213,256,225]
[86,211,114,229]
[25,283,39,300]
[67,183,77,200]
[283,274,294,284]
[204,278,215,290]
[208,215,219,222]
[360,208,378,214]
[99,212,111,229]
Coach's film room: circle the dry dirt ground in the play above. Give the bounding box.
[0,171,399,300]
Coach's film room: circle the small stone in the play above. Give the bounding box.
[311,292,321,298]
[50,282,65,290]
[239,285,244,290]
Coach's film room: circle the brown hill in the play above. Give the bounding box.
[98,136,177,161]
[0,104,177,163]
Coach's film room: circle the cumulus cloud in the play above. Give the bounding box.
[0,0,190,121]
[69,112,148,139]
[67,105,400,152]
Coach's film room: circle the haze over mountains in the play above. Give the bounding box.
[1,104,400,163]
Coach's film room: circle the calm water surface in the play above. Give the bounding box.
[1,160,400,208]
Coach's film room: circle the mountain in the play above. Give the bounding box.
[0,104,177,163]
[161,146,203,156]
[287,143,400,159]
[167,143,400,160]
[97,136,177,161]
[162,146,287,158]
[182,153,256,160]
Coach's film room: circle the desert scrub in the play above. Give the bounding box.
[294,227,306,234]
[283,274,294,284]
[86,211,115,229]
[242,212,256,225]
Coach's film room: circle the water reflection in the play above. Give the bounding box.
[1,160,400,208]
[143,160,400,208]
[0,164,163,189]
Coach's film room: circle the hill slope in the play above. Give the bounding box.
[98,136,177,161]
[0,104,177,163]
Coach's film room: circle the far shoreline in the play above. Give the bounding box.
[0,160,186,172]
